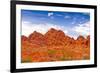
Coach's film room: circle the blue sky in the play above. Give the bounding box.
[21,9,90,39]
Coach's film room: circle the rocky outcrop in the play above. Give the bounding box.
[21,28,90,62]
[29,31,46,47]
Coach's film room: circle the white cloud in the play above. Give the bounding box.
[22,21,31,24]
[73,22,90,36]
[48,12,53,17]
[56,14,63,16]
[22,21,68,37]
[64,16,71,19]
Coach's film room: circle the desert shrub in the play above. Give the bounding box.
[21,57,32,63]
[48,50,56,55]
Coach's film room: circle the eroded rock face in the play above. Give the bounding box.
[44,28,75,46]
[45,28,66,46]
[87,35,90,48]
[75,35,87,48]
[21,35,29,50]
[22,35,28,41]
[21,28,90,63]
[76,35,85,44]
[28,31,46,47]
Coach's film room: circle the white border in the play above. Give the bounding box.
[16,4,94,69]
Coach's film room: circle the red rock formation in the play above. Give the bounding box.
[21,35,32,62]
[76,35,87,47]
[45,28,61,45]
[22,35,28,41]
[87,35,90,48]
[21,35,29,50]
[21,28,90,63]
[45,28,72,46]
[29,31,46,47]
